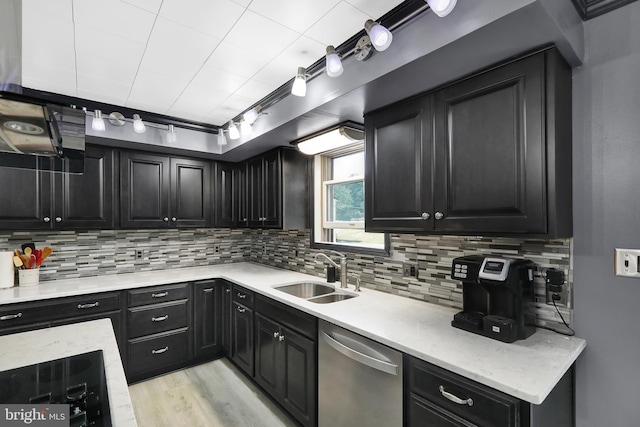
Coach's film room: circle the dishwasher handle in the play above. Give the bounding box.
[321,331,398,376]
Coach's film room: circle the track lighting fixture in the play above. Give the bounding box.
[91,110,105,132]
[291,67,307,97]
[325,46,343,78]
[426,0,457,17]
[228,121,240,140]
[240,120,252,136]
[243,107,261,125]
[364,19,393,52]
[132,114,146,134]
[166,125,177,143]
[218,130,227,146]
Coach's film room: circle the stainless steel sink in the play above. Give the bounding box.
[308,293,357,304]
[274,282,336,298]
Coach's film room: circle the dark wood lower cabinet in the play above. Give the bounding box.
[193,280,223,360]
[231,300,254,376]
[409,394,476,427]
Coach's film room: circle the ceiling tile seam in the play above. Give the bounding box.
[343,0,374,20]
[124,0,163,110]
[164,5,254,122]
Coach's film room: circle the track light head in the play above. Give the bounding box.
[228,121,240,140]
[291,67,307,97]
[92,110,105,132]
[166,124,177,143]
[132,114,146,133]
[364,19,393,52]
[218,130,227,146]
[426,0,457,17]
[243,107,260,125]
[325,45,344,78]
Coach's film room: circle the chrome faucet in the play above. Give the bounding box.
[315,250,348,288]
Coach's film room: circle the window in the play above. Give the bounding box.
[312,146,387,253]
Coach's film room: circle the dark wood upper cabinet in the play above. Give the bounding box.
[120,151,211,229]
[365,47,572,237]
[214,162,247,228]
[0,145,115,230]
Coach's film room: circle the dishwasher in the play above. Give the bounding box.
[318,320,403,427]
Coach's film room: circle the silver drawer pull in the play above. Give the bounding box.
[225,288,231,293]
[77,302,99,309]
[152,315,169,322]
[237,306,246,313]
[0,312,23,321]
[152,346,169,355]
[152,292,168,298]
[439,386,473,406]
[237,292,246,299]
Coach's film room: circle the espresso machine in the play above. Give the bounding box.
[450,255,536,343]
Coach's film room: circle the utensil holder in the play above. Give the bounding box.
[18,269,39,287]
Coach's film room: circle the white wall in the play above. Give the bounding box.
[573,2,640,426]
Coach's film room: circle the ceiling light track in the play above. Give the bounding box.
[87,109,178,143]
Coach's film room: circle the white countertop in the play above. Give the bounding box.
[0,262,586,405]
[0,319,137,427]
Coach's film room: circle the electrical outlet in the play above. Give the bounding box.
[213,244,220,254]
[135,250,143,259]
[402,262,419,279]
[614,248,640,278]
[545,268,568,307]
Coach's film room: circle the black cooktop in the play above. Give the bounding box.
[0,350,112,427]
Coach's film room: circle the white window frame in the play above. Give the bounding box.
[322,175,364,230]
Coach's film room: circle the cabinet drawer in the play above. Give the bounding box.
[129,329,189,375]
[128,283,188,307]
[128,301,188,339]
[0,292,121,329]
[255,294,316,339]
[232,284,254,308]
[409,394,475,427]
[408,357,519,427]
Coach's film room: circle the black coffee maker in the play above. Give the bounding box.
[450,255,535,343]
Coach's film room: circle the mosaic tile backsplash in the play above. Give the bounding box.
[250,229,573,330]
[0,227,572,330]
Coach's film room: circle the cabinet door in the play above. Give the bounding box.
[0,165,51,230]
[247,156,264,227]
[120,151,170,228]
[236,163,249,227]
[365,95,434,232]
[280,326,316,427]
[170,157,211,228]
[193,280,222,359]
[215,162,237,227]
[433,54,546,234]
[54,145,116,229]
[261,150,281,228]
[254,313,280,398]
[231,301,254,376]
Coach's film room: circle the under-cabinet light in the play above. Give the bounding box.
[295,125,364,155]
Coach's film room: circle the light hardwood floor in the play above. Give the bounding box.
[128,358,298,427]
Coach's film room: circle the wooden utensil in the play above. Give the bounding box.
[40,246,52,262]
[13,256,24,269]
[24,247,32,257]
[19,254,31,269]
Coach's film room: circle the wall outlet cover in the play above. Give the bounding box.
[614,248,640,278]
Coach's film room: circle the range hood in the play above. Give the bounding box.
[0,92,85,174]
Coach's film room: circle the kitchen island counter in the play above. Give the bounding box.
[0,262,585,405]
[0,318,136,426]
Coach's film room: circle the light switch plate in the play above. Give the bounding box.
[614,248,640,277]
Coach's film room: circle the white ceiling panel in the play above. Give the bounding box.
[254,36,326,86]
[159,0,245,40]
[304,2,373,46]
[121,0,163,15]
[248,0,340,34]
[127,71,186,111]
[74,23,146,64]
[76,73,131,103]
[202,42,272,79]
[21,14,75,66]
[75,51,140,88]
[346,0,405,20]
[22,60,77,96]
[230,0,251,7]
[191,66,247,93]
[72,0,156,44]
[214,93,255,118]
[224,11,300,58]
[23,0,72,21]
[170,83,231,114]
[206,108,237,125]
[77,88,129,107]
[234,79,280,102]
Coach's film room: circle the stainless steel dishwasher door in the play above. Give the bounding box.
[318,320,403,427]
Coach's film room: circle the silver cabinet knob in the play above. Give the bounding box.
[278,335,285,342]
[435,211,444,220]
[163,217,169,222]
[242,218,247,222]
[421,212,430,220]
[273,332,280,338]
[171,217,177,222]
[55,217,62,223]
[43,217,50,223]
